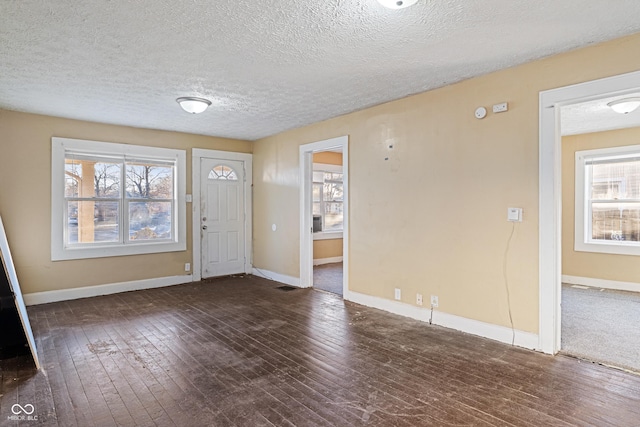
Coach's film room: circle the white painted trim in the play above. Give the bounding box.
[313,256,343,266]
[562,275,640,293]
[300,136,349,296]
[539,70,640,355]
[313,163,343,174]
[51,137,187,261]
[192,149,253,282]
[344,290,539,350]
[574,145,640,256]
[251,268,300,287]
[313,231,343,240]
[23,275,192,306]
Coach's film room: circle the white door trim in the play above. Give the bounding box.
[192,149,252,281]
[539,69,640,354]
[299,136,349,295]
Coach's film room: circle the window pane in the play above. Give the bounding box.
[313,184,322,202]
[67,201,119,244]
[65,161,81,197]
[591,202,640,242]
[65,159,121,198]
[324,202,343,230]
[324,182,343,202]
[313,202,322,216]
[129,201,172,240]
[325,172,343,182]
[126,163,173,199]
[208,165,238,180]
[313,171,324,183]
[591,160,640,200]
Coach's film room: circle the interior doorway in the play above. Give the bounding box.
[539,70,640,356]
[311,149,344,296]
[299,136,349,296]
[558,93,640,373]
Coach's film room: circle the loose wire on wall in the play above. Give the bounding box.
[503,222,516,346]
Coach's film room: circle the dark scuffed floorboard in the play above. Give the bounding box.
[1,275,639,426]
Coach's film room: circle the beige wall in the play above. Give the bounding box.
[0,110,251,294]
[313,238,343,260]
[562,127,640,282]
[252,32,640,334]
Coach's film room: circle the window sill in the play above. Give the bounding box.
[313,231,343,241]
[575,240,640,257]
[52,240,186,261]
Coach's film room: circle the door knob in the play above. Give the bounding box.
[202,225,208,230]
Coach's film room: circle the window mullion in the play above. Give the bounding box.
[121,159,127,244]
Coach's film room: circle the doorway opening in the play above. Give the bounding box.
[558,93,640,373]
[299,136,349,297]
[539,70,640,363]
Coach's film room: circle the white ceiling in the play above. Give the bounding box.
[1,1,640,141]
[561,94,640,136]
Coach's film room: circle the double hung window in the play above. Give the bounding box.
[52,137,186,260]
[575,145,640,255]
[312,165,344,233]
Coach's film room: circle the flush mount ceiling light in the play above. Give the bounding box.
[176,97,211,114]
[607,97,640,114]
[377,0,418,9]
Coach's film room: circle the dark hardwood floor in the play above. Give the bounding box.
[2,275,640,426]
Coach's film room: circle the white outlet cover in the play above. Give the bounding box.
[430,295,439,307]
[394,288,401,300]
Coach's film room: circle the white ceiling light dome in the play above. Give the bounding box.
[607,97,640,114]
[176,97,212,114]
[377,0,418,9]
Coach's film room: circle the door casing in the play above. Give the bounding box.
[539,70,640,354]
[299,136,349,293]
[192,148,252,281]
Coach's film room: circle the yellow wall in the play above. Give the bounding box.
[252,32,640,334]
[313,238,343,260]
[0,110,251,294]
[313,151,343,165]
[562,127,640,282]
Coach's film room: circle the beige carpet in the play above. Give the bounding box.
[561,284,640,373]
[313,262,343,296]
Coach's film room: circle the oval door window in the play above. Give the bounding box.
[208,165,238,181]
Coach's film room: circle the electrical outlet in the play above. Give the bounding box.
[394,288,401,301]
[430,295,439,307]
[185,263,191,272]
[416,293,423,306]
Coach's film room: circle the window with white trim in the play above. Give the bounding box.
[312,164,343,233]
[575,145,640,256]
[52,137,186,260]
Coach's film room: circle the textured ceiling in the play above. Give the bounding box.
[1,1,640,141]
[562,93,640,136]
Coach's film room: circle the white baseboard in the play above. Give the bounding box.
[251,268,302,287]
[313,256,343,266]
[562,275,640,293]
[344,290,540,350]
[23,275,193,306]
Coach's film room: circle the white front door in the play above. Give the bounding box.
[200,158,245,278]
